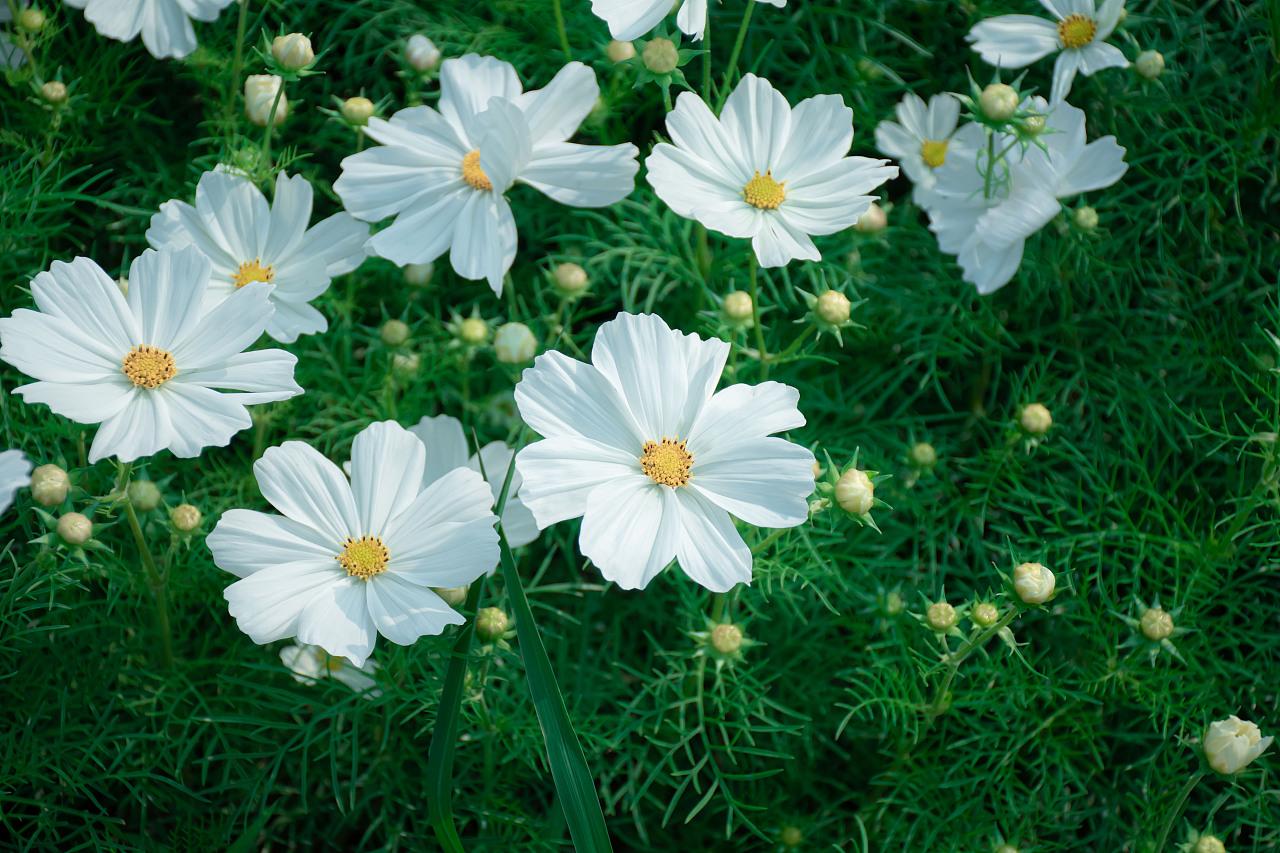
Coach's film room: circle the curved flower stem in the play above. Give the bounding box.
[746,255,768,378]
[751,527,786,555]
[716,0,755,111]
[926,607,1020,719]
[262,81,286,166]
[552,0,572,60]
[982,129,996,199]
[117,462,174,670]
[1154,770,1205,852]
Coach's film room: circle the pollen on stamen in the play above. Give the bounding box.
[121,344,177,389]
[920,139,949,169]
[640,438,694,488]
[461,150,493,191]
[233,259,275,288]
[1057,14,1097,49]
[743,170,786,210]
[336,536,390,580]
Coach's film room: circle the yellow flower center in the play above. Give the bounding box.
[920,138,949,169]
[461,150,493,191]
[233,259,275,288]
[121,345,176,389]
[336,536,390,580]
[742,170,786,209]
[640,438,693,487]
[1057,14,1096,49]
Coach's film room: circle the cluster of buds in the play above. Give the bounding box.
[955,74,1047,146]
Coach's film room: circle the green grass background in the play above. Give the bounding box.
[1,0,1278,849]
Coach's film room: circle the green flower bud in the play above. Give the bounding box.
[980,83,1019,121]
[475,607,509,642]
[815,290,851,326]
[909,442,937,468]
[1135,50,1165,80]
[1073,206,1099,231]
[127,480,162,512]
[642,37,679,74]
[926,601,957,632]
[57,512,92,546]
[1019,402,1052,435]
[341,96,375,126]
[30,464,69,507]
[170,503,202,532]
[380,319,410,347]
[1139,607,1173,641]
[972,602,999,628]
[835,468,874,516]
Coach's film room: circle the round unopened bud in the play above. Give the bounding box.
[722,291,753,324]
[458,317,490,345]
[475,607,509,642]
[972,602,999,628]
[57,512,92,546]
[779,826,804,848]
[341,96,375,126]
[17,8,45,32]
[909,442,937,468]
[980,83,1019,121]
[1203,715,1273,774]
[1022,113,1046,135]
[1194,836,1225,853]
[552,262,589,297]
[245,75,287,126]
[1073,206,1099,231]
[835,468,874,516]
[884,591,904,616]
[642,37,679,74]
[710,623,743,655]
[1019,402,1053,435]
[30,464,69,507]
[494,322,537,364]
[1135,50,1165,80]
[606,39,636,63]
[926,601,957,632]
[126,480,162,512]
[272,33,314,71]
[406,34,441,72]
[1140,607,1174,641]
[856,57,883,80]
[815,290,851,326]
[391,352,420,379]
[170,503,201,532]
[403,262,434,287]
[855,202,887,234]
[434,586,468,607]
[1013,562,1056,604]
[380,319,410,347]
[41,80,68,105]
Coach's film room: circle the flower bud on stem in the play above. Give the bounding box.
[117,461,174,669]
[925,606,1020,721]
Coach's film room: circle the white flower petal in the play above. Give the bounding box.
[580,477,680,590]
[589,0,670,41]
[88,388,171,463]
[721,74,792,174]
[782,156,899,236]
[515,437,639,528]
[383,467,499,585]
[522,141,638,207]
[690,436,815,527]
[138,0,198,58]
[473,97,532,192]
[29,256,138,354]
[160,382,253,458]
[518,61,598,145]
[449,191,517,296]
[967,15,1060,68]
[645,144,758,239]
[264,299,327,345]
[367,184,469,266]
[438,54,523,142]
[958,236,1027,295]
[263,172,312,262]
[675,0,708,39]
[687,381,804,452]
[499,498,540,548]
[366,575,464,644]
[673,488,751,592]
[362,108,467,163]
[170,280,273,369]
[254,441,359,542]
[1077,40,1129,75]
[1051,49,1082,104]
[335,145,458,223]
[179,349,301,404]
[514,349,644,449]
[410,414,472,486]
[0,310,120,383]
[751,214,819,268]
[1056,137,1128,196]
[664,91,750,182]
[350,421,427,536]
[301,212,369,277]
[773,94,853,180]
[208,508,338,578]
[126,246,211,351]
[225,560,343,644]
[0,450,30,516]
[296,576,377,666]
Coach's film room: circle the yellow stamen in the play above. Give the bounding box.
[742,170,786,210]
[336,536,390,580]
[640,438,693,488]
[461,150,493,191]
[233,259,275,288]
[920,139,949,169]
[1057,14,1096,49]
[121,345,176,389]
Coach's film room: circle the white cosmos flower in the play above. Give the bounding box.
[410,414,539,548]
[63,0,234,60]
[0,246,302,463]
[874,93,970,201]
[210,421,500,666]
[590,0,785,41]
[0,450,31,515]
[967,0,1128,104]
[921,98,1126,293]
[280,643,381,696]
[147,170,369,343]
[646,74,898,268]
[334,54,639,296]
[513,312,816,592]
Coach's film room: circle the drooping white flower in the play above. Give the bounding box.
[590,0,786,42]
[280,643,381,696]
[920,98,1126,293]
[147,170,369,343]
[211,421,500,666]
[966,0,1129,104]
[0,246,302,463]
[513,312,815,592]
[0,450,31,515]
[874,93,969,200]
[62,0,235,60]
[409,415,539,548]
[1203,716,1273,775]
[334,54,639,295]
[244,74,288,127]
[646,75,898,268]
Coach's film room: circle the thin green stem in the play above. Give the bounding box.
[982,130,996,199]
[118,463,174,670]
[229,0,251,127]
[716,0,755,111]
[710,592,727,623]
[747,255,768,378]
[261,80,286,165]
[552,0,572,60]
[1154,770,1204,852]
[927,608,1020,718]
[751,527,786,555]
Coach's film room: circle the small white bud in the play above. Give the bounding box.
[171,503,202,532]
[710,623,743,655]
[30,464,69,507]
[380,319,410,347]
[244,75,287,126]
[1135,50,1165,80]
[552,262,589,297]
[834,468,874,516]
[1019,402,1053,435]
[126,480,162,512]
[1139,607,1174,641]
[494,322,537,364]
[815,289,851,326]
[403,262,434,287]
[271,33,314,72]
[926,601,957,632]
[1073,206,1099,231]
[909,442,937,468]
[57,512,93,546]
[475,606,509,642]
[1022,113,1046,135]
[406,34,441,72]
[972,602,999,628]
[41,80,67,105]
[458,317,490,346]
[341,96,374,126]
[1203,716,1273,775]
[722,290,754,325]
[980,83,1019,121]
[642,37,679,74]
[606,40,636,63]
[1013,562,1055,604]
[854,202,887,233]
